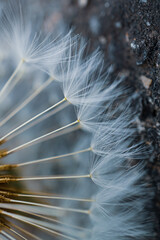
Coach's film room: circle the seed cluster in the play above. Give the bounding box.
[0,1,153,239]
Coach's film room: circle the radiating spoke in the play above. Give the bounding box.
[17,147,91,167]
[0,97,66,141]
[7,120,79,154]
[0,59,24,101]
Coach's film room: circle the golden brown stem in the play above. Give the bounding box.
[0,139,6,146]
[0,164,17,171]
[0,150,8,159]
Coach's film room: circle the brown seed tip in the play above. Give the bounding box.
[0,149,8,159]
[0,164,17,171]
[0,139,6,146]
[0,195,11,203]
[0,177,13,184]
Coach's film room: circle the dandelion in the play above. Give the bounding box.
[0,1,153,239]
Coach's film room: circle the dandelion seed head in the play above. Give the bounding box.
[0,0,154,239]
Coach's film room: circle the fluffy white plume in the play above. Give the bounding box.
[0,0,72,72]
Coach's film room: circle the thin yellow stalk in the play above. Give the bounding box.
[1,230,16,240]
[8,222,41,240]
[7,101,69,141]
[0,97,66,141]
[1,210,78,240]
[7,120,79,154]
[0,75,54,128]
[10,199,90,215]
[18,147,91,167]
[0,59,24,100]
[16,193,94,202]
[3,69,24,101]
[0,174,91,184]
[6,227,27,240]
[0,124,80,159]
[14,209,91,232]
[13,174,91,182]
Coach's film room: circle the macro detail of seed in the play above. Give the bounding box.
[0,0,154,239]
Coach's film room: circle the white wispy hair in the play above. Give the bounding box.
[0,0,72,71]
[59,49,127,107]
[90,155,145,189]
[90,186,152,239]
[60,48,105,104]
[90,116,147,159]
[91,211,153,240]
